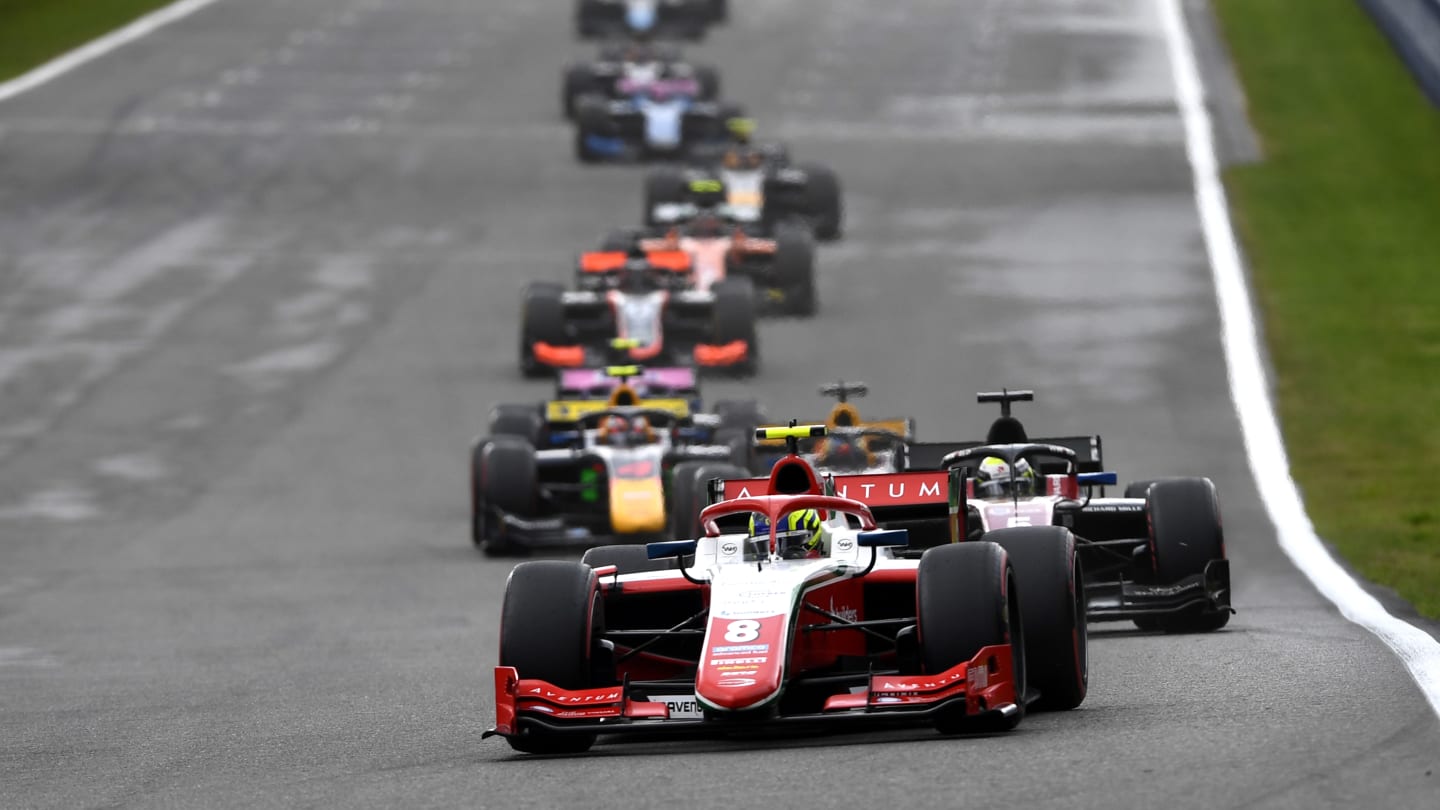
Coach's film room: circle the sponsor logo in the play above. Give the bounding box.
[717,677,757,688]
[836,538,854,552]
[828,596,858,622]
[711,644,769,655]
[720,541,739,555]
[967,666,988,690]
[875,671,964,693]
[708,657,768,666]
[716,667,758,675]
[526,686,622,704]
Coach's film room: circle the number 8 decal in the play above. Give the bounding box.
[724,619,760,643]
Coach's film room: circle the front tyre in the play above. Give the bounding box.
[984,526,1088,711]
[917,542,1025,733]
[499,561,606,753]
[1146,478,1230,633]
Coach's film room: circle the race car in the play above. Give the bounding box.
[484,425,1088,754]
[519,249,758,377]
[562,43,719,119]
[572,81,741,163]
[469,382,746,556]
[575,0,722,40]
[600,204,818,315]
[747,381,916,471]
[644,136,843,240]
[753,390,1232,634]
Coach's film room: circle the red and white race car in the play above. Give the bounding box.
[484,426,1087,754]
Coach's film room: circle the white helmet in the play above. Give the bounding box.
[975,456,1037,499]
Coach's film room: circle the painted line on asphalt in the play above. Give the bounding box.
[1158,0,1440,717]
[0,0,225,104]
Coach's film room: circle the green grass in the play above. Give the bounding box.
[1213,0,1440,618]
[0,0,179,81]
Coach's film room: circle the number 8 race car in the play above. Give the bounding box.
[484,426,1088,754]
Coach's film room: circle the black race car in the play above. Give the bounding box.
[520,249,758,377]
[643,139,842,240]
[575,0,722,40]
[562,43,719,119]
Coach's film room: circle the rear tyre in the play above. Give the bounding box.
[1123,478,1174,499]
[694,65,721,100]
[644,168,689,226]
[669,461,748,540]
[489,404,544,446]
[797,162,843,241]
[1146,478,1229,633]
[711,277,759,375]
[499,561,604,753]
[561,64,596,119]
[582,544,676,574]
[474,437,539,556]
[520,282,568,378]
[917,542,1025,733]
[984,526,1088,711]
[772,225,816,316]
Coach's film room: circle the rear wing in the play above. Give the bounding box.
[716,468,968,547]
[908,435,1103,473]
[544,397,691,423]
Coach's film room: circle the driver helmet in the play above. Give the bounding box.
[722,145,764,169]
[598,414,631,445]
[974,456,1037,499]
[629,415,656,444]
[818,437,870,470]
[749,509,824,558]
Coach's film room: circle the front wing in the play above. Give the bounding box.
[484,643,1019,744]
[1086,559,1233,622]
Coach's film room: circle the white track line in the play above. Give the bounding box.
[1158,0,1440,717]
[0,0,225,104]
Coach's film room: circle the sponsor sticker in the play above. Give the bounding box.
[648,694,703,720]
[967,666,988,690]
[711,643,769,656]
[717,677,757,688]
[720,541,739,555]
[836,538,854,552]
[708,656,768,666]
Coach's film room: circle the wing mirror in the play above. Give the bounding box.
[1077,472,1117,486]
[646,539,698,560]
[856,529,908,548]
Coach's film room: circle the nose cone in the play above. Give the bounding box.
[696,614,786,712]
[610,478,667,534]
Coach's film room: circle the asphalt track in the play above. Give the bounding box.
[0,1,1437,807]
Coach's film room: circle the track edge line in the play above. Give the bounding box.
[1158,0,1440,718]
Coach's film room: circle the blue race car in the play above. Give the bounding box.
[573,79,741,163]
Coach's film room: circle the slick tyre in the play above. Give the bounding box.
[713,399,766,430]
[668,460,710,541]
[582,544,676,574]
[1123,478,1176,499]
[984,526,1088,711]
[499,561,604,754]
[644,168,689,225]
[772,225,816,316]
[711,278,759,375]
[489,404,544,446]
[694,65,721,100]
[1146,478,1229,633]
[474,436,538,556]
[520,282,568,377]
[796,162,843,241]
[917,542,1025,733]
[561,64,596,119]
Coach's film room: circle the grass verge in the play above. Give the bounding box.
[1212,0,1440,618]
[0,0,180,82]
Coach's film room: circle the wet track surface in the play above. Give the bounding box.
[1,0,1437,807]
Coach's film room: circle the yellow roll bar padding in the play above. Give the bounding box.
[755,424,826,441]
[605,365,641,378]
[609,337,642,350]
